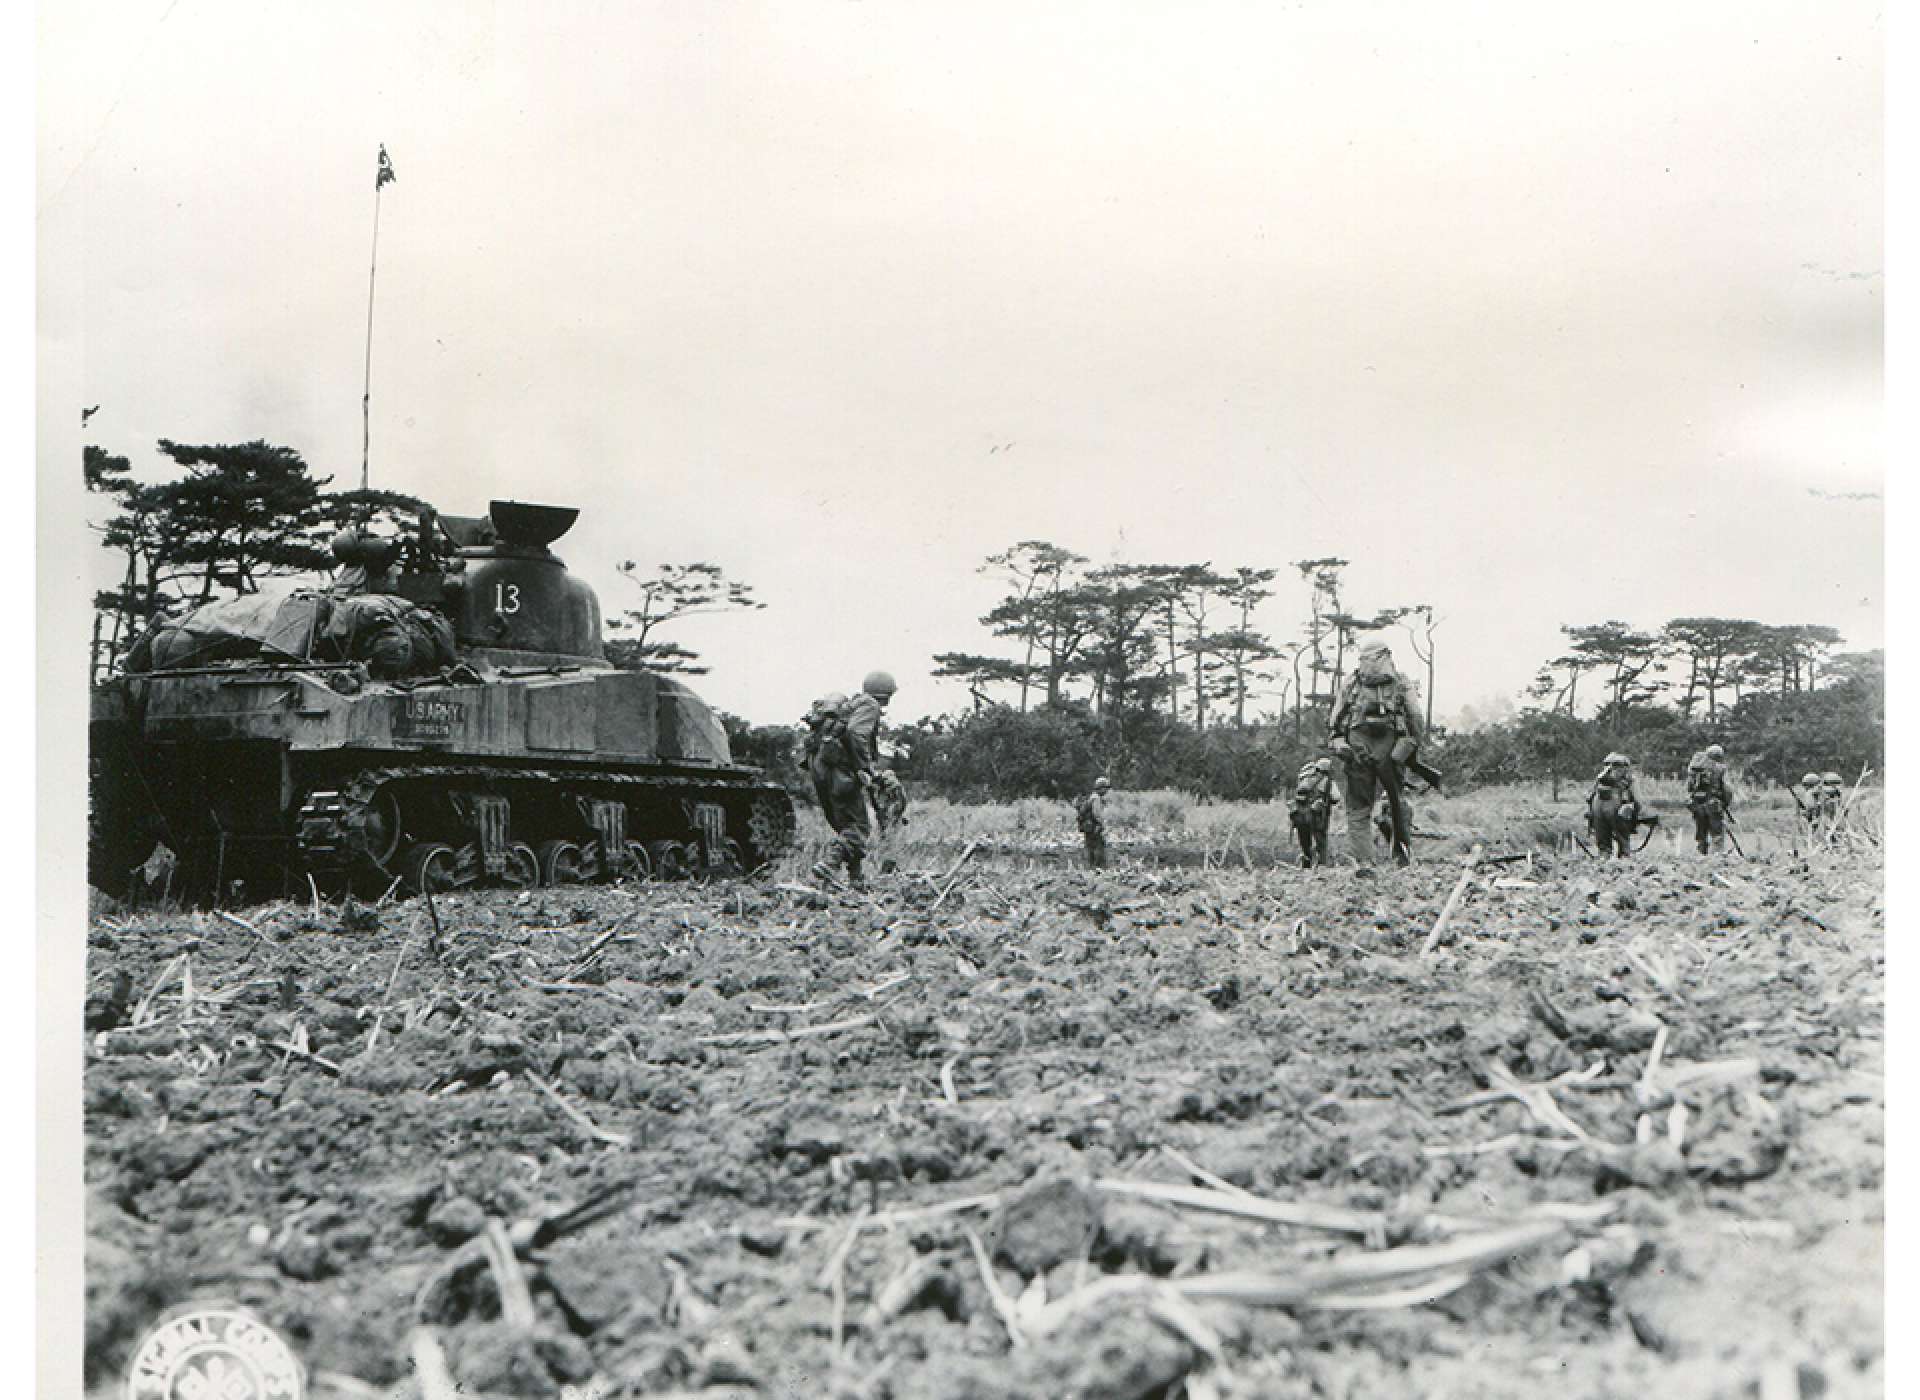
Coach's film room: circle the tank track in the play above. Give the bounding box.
[296,760,795,887]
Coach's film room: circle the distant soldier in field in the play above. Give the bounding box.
[1793,770,1830,828]
[872,740,910,834]
[1328,640,1423,867]
[1289,757,1335,867]
[1685,744,1734,855]
[1820,771,1848,826]
[1372,789,1415,851]
[1587,752,1641,858]
[1797,770,1825,820]
[1075,778,1111,868]
[807,671,897,889]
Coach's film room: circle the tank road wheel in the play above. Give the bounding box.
[502,842,541,889]
[539,839,591,886]
[362,788,404,870]
[648,840,692,881]
[407,842,462,895]
[619,841,652,883]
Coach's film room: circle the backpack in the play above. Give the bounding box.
[804,693,849,740]
[1686,759,1719,799]
[1291,769,1328,814]
[1350,677,1406,732]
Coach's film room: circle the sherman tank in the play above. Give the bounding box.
[88,499,796,900]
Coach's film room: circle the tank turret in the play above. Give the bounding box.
[449,501,604,664]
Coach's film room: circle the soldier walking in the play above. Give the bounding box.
[1587,752,1641,858]
[1288,757,1335,868]
[1796,771,1827,826]
[1819,771,1847,827]
[807,671,897,889]
[1075,778,1111,868]
[1327,640,1423,867]
[1685,743,1734,855]
[872,762,909,835]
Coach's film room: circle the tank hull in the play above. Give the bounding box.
[90,661,796,900]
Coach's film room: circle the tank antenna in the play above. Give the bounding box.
[361,144,397,493]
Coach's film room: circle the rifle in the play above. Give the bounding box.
[1628,811,1662,852]
[1373,754,1412,863]
[1721,808,1747,859]
[1406,754,1444,791]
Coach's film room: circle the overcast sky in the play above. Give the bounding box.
[39,0,1882,726]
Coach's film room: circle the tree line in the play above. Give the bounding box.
[934,543,1436,734]
[796,543,1880,805]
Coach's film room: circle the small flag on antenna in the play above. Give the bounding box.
[376,145,397,189]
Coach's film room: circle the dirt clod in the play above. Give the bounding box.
[425,1193,487,1245]
[983,1174,1102,1276]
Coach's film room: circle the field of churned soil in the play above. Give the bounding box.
[81,788,1884,1398]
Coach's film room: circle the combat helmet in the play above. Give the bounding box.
[1705,744,1725,760]
[1821,771,1843,785]
[862,671,898,698]
[1094,777,1111,791]
[1801,771,1821,788]
[1604,752,1631,767]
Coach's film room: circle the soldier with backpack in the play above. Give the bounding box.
[1327,640,1423,867]
[1074,778,1111,868]
[1587,752,1641,858]
[1288,758,1335,868]
[806,671,897,889]
[1685,744,1734,855]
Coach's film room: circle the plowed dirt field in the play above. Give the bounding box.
[82,808,1883,1398]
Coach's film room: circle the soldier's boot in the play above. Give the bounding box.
[836,821,870,888]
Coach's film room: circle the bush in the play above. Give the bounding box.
[898,707,1101,801]
[720,715,810,802]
